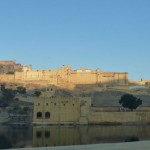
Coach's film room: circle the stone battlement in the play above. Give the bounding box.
[0,62,128,88]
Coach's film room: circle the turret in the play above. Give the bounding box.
[23,65,32,72]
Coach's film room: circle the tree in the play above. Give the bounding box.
[0,88,16,107]
[6,71,14,74]
[34,91,41,97]
[119,94,142,111]
[1,88,16,101]
[16,86,26,94]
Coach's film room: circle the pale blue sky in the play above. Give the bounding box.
[0,0,150,80]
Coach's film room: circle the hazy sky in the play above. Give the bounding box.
[0,0,150,80]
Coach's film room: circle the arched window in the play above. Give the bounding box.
[45,112,50,119]
[37,112,42,119]
[36,131,42,138]
[45,131,50,138]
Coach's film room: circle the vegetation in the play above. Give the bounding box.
[34,90,41,97]
[16,86,26,94]
[6,71,14,74]
[0,88,16,107]
[119,94,142,111]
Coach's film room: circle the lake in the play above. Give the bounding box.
[1,125,150,149]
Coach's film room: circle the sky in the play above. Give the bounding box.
[0,0,150,80]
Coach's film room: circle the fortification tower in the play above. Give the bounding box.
[40,85,56,98]
[23,65,32,72]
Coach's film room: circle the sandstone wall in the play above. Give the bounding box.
[88,111,150,124]
[0,74,15,81]
[0,65,128,89]
[33,97,80,124]
[91,107,150,112]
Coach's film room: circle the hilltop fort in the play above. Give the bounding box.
[0,60,128,89]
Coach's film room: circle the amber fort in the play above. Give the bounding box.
[0,60,128,88]
[1,60,150,125]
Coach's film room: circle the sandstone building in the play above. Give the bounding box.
[0,60,128,88]
[22,65,128,85]
[15,65,128,86]
[33,87,150,125]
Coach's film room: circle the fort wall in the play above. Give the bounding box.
[0,74,15,81]
[88,111,150,124]
[0,65,128,89]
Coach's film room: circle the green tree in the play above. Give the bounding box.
[1,88,16,101]
[0,88,16,107]
[34,91,41,97]
[6,71,14,74]
[16,86,26,94]
[119,94,142,111]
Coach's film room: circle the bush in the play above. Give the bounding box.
[6,71,14,74]
[119,94,142,111]
[34,91,41,97]
[1,88,16,101]
[16,86,26,94]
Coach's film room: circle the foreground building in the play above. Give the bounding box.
[33,86,150,125]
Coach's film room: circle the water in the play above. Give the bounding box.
[1,125,150,149]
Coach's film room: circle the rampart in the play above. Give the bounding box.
[0,65,128,89]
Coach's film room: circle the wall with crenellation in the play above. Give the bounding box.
[0,63,128,88]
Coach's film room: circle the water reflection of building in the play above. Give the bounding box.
[32,126,81,147]
[33,126,150,147]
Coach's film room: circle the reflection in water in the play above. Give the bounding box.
[33,126,80,147]
[33,125,150,147]
[1,125,150,149]
[125,136,140,142]
[0,125,32,149]
[0,135,12,149]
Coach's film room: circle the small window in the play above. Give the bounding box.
[45,112,50,119]
[51,88,53,91]
[46,103,48,106]
[37,112,42,119]
[36,131,42,138]
[54,103,56,106]
[45,131,50,138]
[72,104,74,106]
[64,104,65,106]
[47,88,49,91]
[38,103,40,106]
